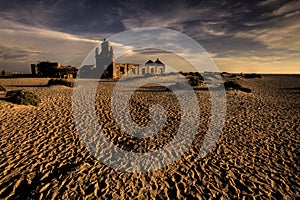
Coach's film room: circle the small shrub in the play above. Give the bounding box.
[188,76,201,86]
[179,72,188,76]
[223,80,251,93]
[244,73,262,78]
[187,72,204,80]
[188,72,195,76]
[5,90,41,106]
[47,79,74,87]
[224,81,242,89]
[0,85,6,92]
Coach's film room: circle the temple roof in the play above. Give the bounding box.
[155,58,163,64]
[145,60,154,64]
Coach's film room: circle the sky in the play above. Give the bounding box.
[0,0,299,73]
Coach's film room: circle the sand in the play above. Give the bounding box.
[0,75,299,199]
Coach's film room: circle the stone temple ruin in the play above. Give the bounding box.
[79,39,166,78]
[31,62,78,79]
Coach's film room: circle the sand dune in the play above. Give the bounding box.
[0,75,299,199]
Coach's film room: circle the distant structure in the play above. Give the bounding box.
[79,39,165,78]
[31,62,78,79]
[0,70,31,77]
[142,58,165,75]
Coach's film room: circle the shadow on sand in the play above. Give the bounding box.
[4,85,47,88]
[283,87,300,90]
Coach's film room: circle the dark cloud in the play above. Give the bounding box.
[0,0,297,39]
[0,0,299,73]
[133,48,171,54]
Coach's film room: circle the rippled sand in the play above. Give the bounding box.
[0,75,299,199]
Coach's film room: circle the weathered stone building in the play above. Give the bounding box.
[79,39,165,78]
[31,62,78,79]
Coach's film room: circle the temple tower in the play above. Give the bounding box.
[95,38,115,78]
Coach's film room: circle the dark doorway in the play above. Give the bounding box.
[120,67,125,74]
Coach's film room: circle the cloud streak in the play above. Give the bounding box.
[0,17,100,71]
